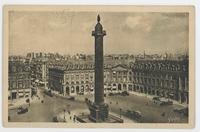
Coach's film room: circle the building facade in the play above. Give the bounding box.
[8,61,32,100]
[130,59,189,104]
[48,64,133,96]
[30,60,47,86]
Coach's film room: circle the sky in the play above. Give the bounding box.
[9,11,189,56]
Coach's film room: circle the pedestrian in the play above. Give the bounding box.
[70,116,72,120]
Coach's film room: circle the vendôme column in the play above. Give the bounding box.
[77,15,123,123]
[92,15,106,105]
[87,14,109,122]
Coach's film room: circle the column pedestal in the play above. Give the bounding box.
[89,103,109,122]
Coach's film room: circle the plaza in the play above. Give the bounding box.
[8,88,188,123]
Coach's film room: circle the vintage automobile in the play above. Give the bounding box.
[121,91,129,96]
[159,99,173,106]
[17,106,28,114]
[108,93,114,96]
[173,107,188,116]
[126,110,142,121]
[152,96,160,101]
[160,100,173,106]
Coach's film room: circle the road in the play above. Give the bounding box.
[9,89,87,122]
[9,89,188,123]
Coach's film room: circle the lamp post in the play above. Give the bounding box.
[119,108,122,118]
[63,109,66,120]
[67,104,71,114]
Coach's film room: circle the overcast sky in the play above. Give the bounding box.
[9,11,189,56]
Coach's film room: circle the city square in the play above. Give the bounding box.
[7,9,190,125]
[8,87,188,123]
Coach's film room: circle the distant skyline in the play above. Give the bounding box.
[9,11,189,56]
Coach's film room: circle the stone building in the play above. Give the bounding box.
[8,61,31,100]
[48,64,133,96]
[30,60,47,86]
[130,59,189,104]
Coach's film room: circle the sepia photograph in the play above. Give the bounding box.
[3,5,195,128]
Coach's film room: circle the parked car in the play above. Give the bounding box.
[108,93,114,96]
[160,100,173,106]
[121,91,129,96]
[173,107,188,116]
[126,110,142,121]
[17,106,28,114]
[152,96,160,101]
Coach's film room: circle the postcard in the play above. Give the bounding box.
[3,5,195,128]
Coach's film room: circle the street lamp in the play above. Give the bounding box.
[119,108,122,118]
[63,109,66,120]
[67,104,71,114]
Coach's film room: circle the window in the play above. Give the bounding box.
[18,81,22,88]
[123,71,127,75]
[129,77,132,81]
[71,86,75,93]
[76,75,79,80]
[113,71,116,76]
[71,74,74,80]
[85,74,89,80]
[81,74,84,80]
[152,79,155,85]
[144,78,147,83]
[129,71,132,75]
[65,75,69,80]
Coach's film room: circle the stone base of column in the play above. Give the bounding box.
[76,112,124,123]
[88,103,109,122]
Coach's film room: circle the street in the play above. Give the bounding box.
[9,88,87,122]
[9,88,188,123]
